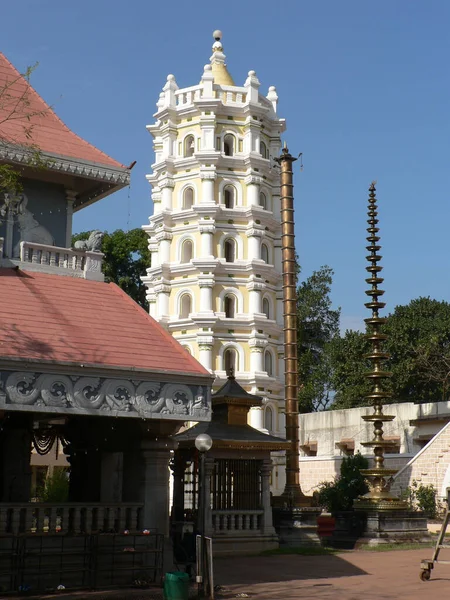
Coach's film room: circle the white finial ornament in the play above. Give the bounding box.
[213,30,222,40]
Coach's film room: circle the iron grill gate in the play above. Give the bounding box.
[211,459,262,510]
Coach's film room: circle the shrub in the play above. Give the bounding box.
[38,468,69,503]
[404,480,437,519]
[317,453,369,514]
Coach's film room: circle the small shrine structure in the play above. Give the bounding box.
[171,371,289,555]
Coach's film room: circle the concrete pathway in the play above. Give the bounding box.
[23,547,450,600]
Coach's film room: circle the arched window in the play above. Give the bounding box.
[224,185,235,208]
[224,348,237,373]
[259,192,267,210]
[262,297,270,319]
[180,294,192,319]
[183,187,194,209]
[181,239,193,263]
[264,350,273,376]
[260,141,268,158]
[224,238,236,263]
[265,406,274,432]
[224,134,235,156]
[182,345,192,355]
[261,243,269,264]
[224,294,236,318]
[184,135,195,158]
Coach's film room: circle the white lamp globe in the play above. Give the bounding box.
[195,433,213,453]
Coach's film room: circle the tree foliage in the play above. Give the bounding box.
[0,63,51,194]
[72,229,151,309]
[297,266,340,412]
[331,297,450,408]
[317,453,369,514]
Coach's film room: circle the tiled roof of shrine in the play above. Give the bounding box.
[0,268,210,377]
[0,52,126,169]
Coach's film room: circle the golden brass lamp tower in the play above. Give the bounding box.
[274,144,308,507]
[354,182,407,511]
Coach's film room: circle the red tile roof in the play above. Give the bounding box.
[0,268,209,377]
[0,53,125,169]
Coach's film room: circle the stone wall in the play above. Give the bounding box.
[299,455,411,496]
[392,422,450,500]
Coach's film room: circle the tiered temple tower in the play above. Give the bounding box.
[143,32,287,473]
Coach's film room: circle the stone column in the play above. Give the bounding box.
[245,174,262,207]
[198,274,214,314]
[0,414,32,502]
[155,283,170,321]
[156,231,173,264]
[247,278,264,315]
[139,440,172,536]
[246,228,264,261]
[203,457,214,536]
[261,459,275,534]
[198,342,214,372]
[160,177,175,211]
[200,171,216,205]
[170,452,187,523]
[199,221,215,258]
[249,339,266,372]
[100,452,123,503]
[248,406,265,431]
[65,189,76,248]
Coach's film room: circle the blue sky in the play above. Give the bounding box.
[3,0,450,331]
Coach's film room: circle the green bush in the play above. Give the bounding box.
[317,453,369,514]
[404,480,437,519]
[38,468,69,503]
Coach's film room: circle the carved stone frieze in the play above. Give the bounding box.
[1,371,211,421]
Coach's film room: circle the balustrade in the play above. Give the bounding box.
[19,241,104,280]
[0,503,143,535]
[212,509,263,533]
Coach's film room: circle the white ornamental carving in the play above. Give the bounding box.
[39,374,73,407]
[6,373,40,405]
[73,377,104,409]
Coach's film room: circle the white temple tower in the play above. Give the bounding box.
[143,32,287,487]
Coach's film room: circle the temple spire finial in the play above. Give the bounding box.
[209,30,235,86]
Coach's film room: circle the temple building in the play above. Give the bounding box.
[142,31,287,493]
[0,51,213,591]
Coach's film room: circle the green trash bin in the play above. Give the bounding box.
[163,571,190,600]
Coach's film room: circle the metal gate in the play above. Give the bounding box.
[0,532,164,595]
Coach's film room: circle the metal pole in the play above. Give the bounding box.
[275,145,307,507]
[200,451,207,598]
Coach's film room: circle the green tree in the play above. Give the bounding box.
[72,229,151,309]
[331,297,450,408]
[297,266,340,412]
[0,63,50,193]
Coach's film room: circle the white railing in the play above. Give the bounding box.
[212,509,264,533]
[0,502,143,535]
[174,85,247,107]
[19,241,104,281]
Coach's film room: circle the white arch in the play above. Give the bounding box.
[264,347,276,377]
[261,241,272,264]
[181,132,198,158]
[219,342,245,373]
[262,294,273,319]
[179,182,198,209]
[219,232,244,261]
[265,405,274,432]
[218,286,244,315]
[218,129,241,156]
[176,234,197,263]
[174,288,195,318]
[264,403,277,432]
[218,178,243,207]
[259,186,272,211]
[181,343,194,356]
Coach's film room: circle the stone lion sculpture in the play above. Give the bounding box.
[73,230,104,253]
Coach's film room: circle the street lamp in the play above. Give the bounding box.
[195,433,213,598]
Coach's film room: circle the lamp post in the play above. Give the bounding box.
[195,433,213,599]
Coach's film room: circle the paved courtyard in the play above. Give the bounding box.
[23,547,449,600]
